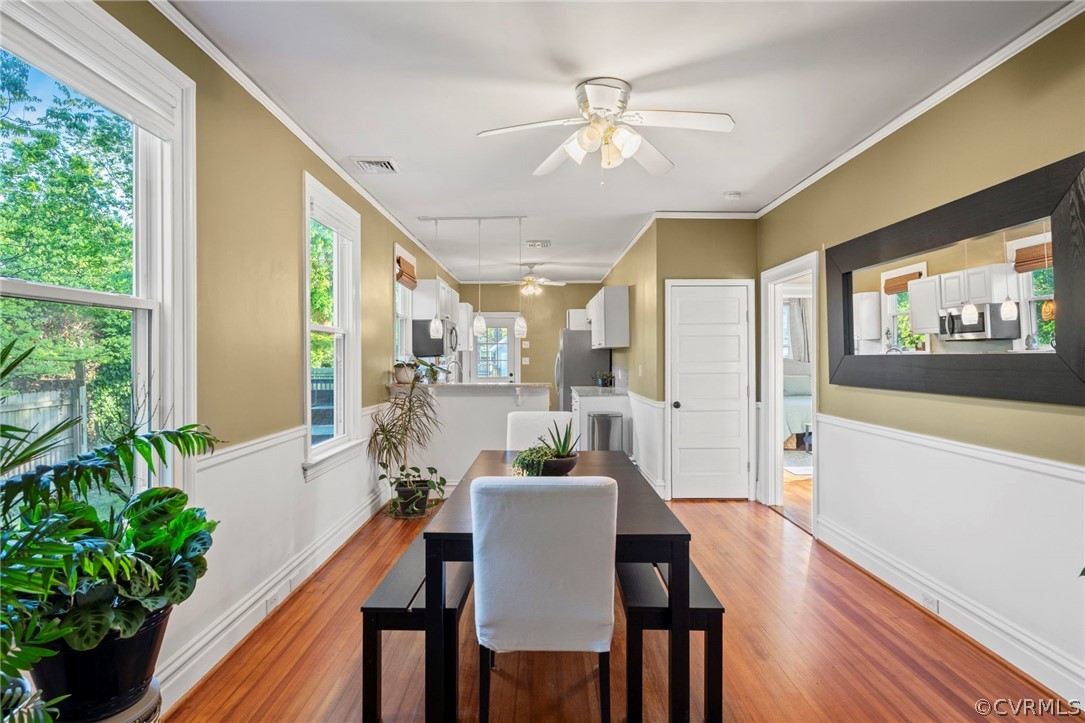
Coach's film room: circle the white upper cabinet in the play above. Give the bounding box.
[457,302,475,351]
[566,308,590,331]
[939,264,1015,307]
[852,291,881,341]
[940,271,967,308]
[414,278,456,321]
[907,276,942,334]
[587,286,630,349]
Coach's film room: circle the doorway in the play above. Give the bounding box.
[760,253,818,534]
[665,280,755,500]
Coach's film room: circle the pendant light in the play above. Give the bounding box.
[472,220,487,336]
[960,236,979,326]
[514,218,528,339]
[428,220,444,339]
[999,231,1018,321]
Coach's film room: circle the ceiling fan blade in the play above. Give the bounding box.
[632,136,674,176]
[532,132,579,176]
[541,281,566,286]
[623,109,735,133]
[501,283,523,287]
[477,117,586,137]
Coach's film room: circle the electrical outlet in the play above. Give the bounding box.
[921,592,939,614]
[265,593,281,615]
[522,357,530,365]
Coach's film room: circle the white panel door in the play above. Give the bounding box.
[669,284,750,499]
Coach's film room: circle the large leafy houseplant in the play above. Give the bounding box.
[0,344,218,722]
[367,374,446,517]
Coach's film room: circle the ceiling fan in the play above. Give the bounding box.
[503,264,566,296]
[478,77,734,177]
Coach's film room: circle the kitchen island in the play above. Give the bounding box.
[387,383,550,483]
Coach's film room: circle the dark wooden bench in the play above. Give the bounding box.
[361,537,473,722]
[616,561,724,723]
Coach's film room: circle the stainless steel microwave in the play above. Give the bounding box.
[412,319,458,357]
[938,303,1020,341]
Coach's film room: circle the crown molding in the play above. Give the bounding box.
[148,0,461,284]
[753,1,1085,218]
[654,211,758,220]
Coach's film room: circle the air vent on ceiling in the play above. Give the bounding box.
[351,157,399,175]
[525,240,551,248]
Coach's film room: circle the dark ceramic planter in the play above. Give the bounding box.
[541,452,578,476]
[394,485,431,517]
[30,606,172,723]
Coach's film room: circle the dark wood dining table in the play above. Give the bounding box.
[422,450,693,722]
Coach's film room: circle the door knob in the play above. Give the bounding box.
[673,401,681,409]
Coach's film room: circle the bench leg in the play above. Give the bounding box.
[362,612,381,723]
[444,612,459,721]
[626,613,643,723]
[704,616,723,723]
[599,651,611,723]
[479,644,492,723]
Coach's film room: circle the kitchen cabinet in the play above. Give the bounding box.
[457,302,475,351]
[570,387,631,454]
[852,292,881,341]
[907,276,941,334]
[940,264,1016,308]
[586,286,630,349]
[566,308,590,331]
[414,278,456,321]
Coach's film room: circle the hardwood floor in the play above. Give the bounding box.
[776,472,813,533]
[165,501,1068,722]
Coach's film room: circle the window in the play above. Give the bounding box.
[1007,233,1055,351]
[0,28,192,507]
[880,262,928,353]
[304,174,360,460]
[474,314,520,382]
[393,246,415,363]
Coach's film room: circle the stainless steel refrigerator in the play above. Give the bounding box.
[555,329,611,411]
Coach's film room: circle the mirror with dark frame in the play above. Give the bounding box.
[826,153,1084,407]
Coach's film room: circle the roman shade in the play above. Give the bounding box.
[1013,242,1053,273]
[395,256,417,289]
[882,271,922,295]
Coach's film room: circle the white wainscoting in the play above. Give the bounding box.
[157,405,386,712]
[817,414,1084,702]
[628,391,665,497]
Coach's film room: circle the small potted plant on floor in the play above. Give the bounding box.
[512,421,580,477]
[368,376,447,517]
[593,370,615,388]
[0,343,219,723]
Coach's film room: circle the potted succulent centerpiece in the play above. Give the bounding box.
[0,343,219,723]
[368,376,447,518]
[512,421,580,477]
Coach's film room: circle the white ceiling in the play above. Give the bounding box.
[173,1,1063,283]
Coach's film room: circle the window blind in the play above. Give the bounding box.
[882,271,922,295]
[1013,242,1053,273]
[395,256,417,290]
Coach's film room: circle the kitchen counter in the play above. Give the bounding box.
[570,385,628,397]
[388,382,551,389]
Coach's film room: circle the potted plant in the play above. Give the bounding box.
[415,358,446,385]
[593,370,615,388]
[367,377,447,518]
[392,360,418,385]
[0,343,219,723]
[512,421,580,477]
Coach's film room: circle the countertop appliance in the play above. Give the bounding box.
[938,303,1020,341]
[555,329,611,412]
[412,319,458,357]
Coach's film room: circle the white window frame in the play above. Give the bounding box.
[1005,232,1054,352]
[880,261,929,354]
[303,173,361,468]
[393,244,415,364]
[473,313,520,383]
[0,0,196,489]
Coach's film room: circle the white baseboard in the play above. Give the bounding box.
[158,488,383,710]
[818,517,1081,700]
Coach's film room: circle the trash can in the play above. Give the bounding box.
[588,413,623,452]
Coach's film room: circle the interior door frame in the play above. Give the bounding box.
[664,279,756,501]
[759,252,819,536]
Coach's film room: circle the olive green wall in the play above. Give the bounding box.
[758,16,1085,465]
[604,218,759,400]
[99,2,458,446]
[458,283,601,408]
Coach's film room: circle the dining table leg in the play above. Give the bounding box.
[424,537,446,722]
[669,540,690,723]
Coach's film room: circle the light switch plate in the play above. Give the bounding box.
[521,340,530,348]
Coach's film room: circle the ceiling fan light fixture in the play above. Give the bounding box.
[612,124,642,158]
[562,135,587,164]
[576,124,602,153]
[600,142,624,169]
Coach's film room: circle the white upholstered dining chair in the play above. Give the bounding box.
[505,411,573,450]
[470,476,618,722]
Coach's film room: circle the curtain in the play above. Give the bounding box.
[785,298,812,363]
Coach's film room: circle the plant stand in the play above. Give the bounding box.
[96,678,161,723]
